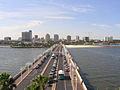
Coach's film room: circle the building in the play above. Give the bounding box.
[18,37,22,41]
[34,35,38,39]
[83,37,89,42]
[76,36,80,41]
[104,36,113,42]
[4,37,11,41]
[45,33,50,42]
[54,34,59,42]
[33,35,39,42]
[22,30,32,42]
[40,37,45,42]
[67,35,71,41]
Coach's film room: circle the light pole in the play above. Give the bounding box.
[20,67,25,82]
[26,62,32,74]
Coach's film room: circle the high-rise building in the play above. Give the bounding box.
[22,30,32,42]
[34,35,38,39]
[76,36,79,41]
[104,36,113,42]
[40,37,45,42]
[67,35,71,41]
[4,37,11,41]
[45,33,50,42]
[33,35,39,42]
[83,37,89,42]
[54,34,59,42]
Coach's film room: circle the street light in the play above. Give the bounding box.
[20,66,25,82]
[26,62,32,74]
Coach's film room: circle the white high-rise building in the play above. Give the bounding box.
[76,36,79,41]
[104,36,113,41]
[54,34,59,42]
[22,30,32,42]
[45,33,50,42]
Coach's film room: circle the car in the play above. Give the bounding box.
[51,69,56,74]
[63,60,67,64]
[38,63,42,66]
[43,56,47,60]
[64,67,70,72]
[35,65,40,69]
[51,68,56,72]
[51,53,56,59]
[41,60,45,63]
[52,64,57,68]
[49,71,54,75]
[49,74,54,79]
[51,68,55,72]
[48,78,54,84]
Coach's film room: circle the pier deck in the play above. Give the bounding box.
[14,44,87,90]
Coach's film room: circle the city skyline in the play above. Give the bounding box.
[2,31,115,41]
[0,0,120,39]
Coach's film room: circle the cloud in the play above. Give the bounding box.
[115,24,120,27]
[25,20,44,28]
[0,12,22,19]
[0,20,44,31]
[92,24,108,27]
[91,24,110,29]
[72,5,94,13]
[45,16,75,20]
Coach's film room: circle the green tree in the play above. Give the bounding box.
[0,72,16,90]
[25,75,49,90]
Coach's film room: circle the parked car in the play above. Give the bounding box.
[64,67,70,72]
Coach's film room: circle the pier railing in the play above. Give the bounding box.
[62,44,88,90]
[13,44,56,85]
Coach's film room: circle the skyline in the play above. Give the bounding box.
[0,0,120,39]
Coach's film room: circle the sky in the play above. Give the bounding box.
[0,0,120,40]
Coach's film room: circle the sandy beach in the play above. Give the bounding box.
[65,45,102,48]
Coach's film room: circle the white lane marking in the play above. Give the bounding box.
[41,58,51,75]
[64,78,67,90]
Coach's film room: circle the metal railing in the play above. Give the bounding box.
[62,44,88,90]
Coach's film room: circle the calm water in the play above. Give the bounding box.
[68,47,120,90]
[0,48,46,76]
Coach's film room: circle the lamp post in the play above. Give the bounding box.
[20,67,25,82]
[26,62,32,74]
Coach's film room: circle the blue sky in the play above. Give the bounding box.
[0,0,120,40]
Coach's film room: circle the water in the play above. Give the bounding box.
[68,47,120,90]
[0,48,46,76]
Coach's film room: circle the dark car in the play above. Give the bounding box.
[38,63,42,66]
[35,65,40,69]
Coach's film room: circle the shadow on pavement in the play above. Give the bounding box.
[64,76,71,80]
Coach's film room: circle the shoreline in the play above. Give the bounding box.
[0,45,10,48]
[65,45,120,48]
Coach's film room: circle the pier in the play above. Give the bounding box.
[13,44,88,90]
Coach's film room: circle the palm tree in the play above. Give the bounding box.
[0,72,16,90]
[25,82,39,90]
[25,75,49,90]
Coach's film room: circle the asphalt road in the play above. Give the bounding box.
[44,45,60,90]
[15,45,73,90]
[56,45,73,90]
[15,46,59,90]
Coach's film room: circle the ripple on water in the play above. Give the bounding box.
[68,47,120,90]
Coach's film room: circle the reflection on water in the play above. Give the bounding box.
[68,47,120,90]
[0,48,46,76]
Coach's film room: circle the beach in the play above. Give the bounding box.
[66,45,102,48]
